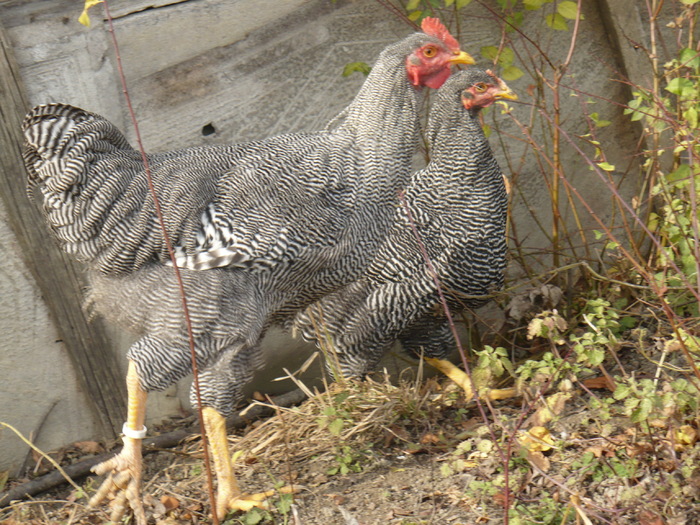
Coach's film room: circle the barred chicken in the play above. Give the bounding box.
[294,69,516,385]
[22,18,472,523]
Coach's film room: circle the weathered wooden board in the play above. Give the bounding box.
[0,21,126,437]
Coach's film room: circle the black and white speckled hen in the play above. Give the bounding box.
[294,68,516,382]
[22,18,473,523]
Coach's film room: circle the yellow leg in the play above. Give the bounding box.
[424,357,518,401]
[202,407,299,520]
[89,360,148,525]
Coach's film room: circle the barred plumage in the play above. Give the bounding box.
[22,19,474,522]
[294,69,515,378]
[23,28,470,411]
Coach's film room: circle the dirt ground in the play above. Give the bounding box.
[3,343,700,525]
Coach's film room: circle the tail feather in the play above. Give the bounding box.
[22,103,140,267]
[23,103,133,196]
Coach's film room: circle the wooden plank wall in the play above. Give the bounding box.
[0,21,125,438]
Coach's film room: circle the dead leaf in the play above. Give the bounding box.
[384,424,410,447]
[73,440,104,454]
[527,449,551,472]
[583,444,607,458]
[672,425,698,451]
[582,376,616,391]
[420,432,441,445]
[327,493,346,505]
[182,502,203,519]
[507,285,564,323]
[626,441,653,457]
[638,509,665,525]
[160,495,180,512]
[529,392,572,426]
[492,490,511,506]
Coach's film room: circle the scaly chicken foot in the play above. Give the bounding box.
[425,357,518,401]
[202,407,300,519]
[89,436,146,524]
[88,360,148,525]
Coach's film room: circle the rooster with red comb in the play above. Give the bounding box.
[23,16,472,523]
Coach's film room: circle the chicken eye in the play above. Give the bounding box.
[474,83,488,93]
[423,45,438,58]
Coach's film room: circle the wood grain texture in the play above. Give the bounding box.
[0,21,126,437]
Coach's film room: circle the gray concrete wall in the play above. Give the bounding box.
[0,0,670,474]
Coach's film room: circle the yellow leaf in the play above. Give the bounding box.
[79,0,104,27]
[529,392,572,427]
[519,426,554,452]
[674,425,698,449]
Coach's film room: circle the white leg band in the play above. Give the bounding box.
[122,422,148,440]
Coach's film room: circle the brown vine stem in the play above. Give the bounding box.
[396,191,512,522]
[100,2,219,522]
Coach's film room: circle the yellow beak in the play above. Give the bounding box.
[450,50,476,65]
[495,79,518,101]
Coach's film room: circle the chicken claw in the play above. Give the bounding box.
[89,435,147,525]
[219,485,300,518]
[202,406,301,520]
[425,357,518,401]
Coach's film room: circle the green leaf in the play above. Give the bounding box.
[597,162,615,172]
[679,48,700,69]
[456,0,473,7]
[504,12,524,32]
[498,47,515,66]
[524,0,549,9]
[334,391,350,403]
[613,384,631,400]
[444,0,455,6]
[666,164,691,184]
[680,0,700,4]
[557,1,581,20]
[480,46,516,68]
[480,45,499,62]
[587,348,605,366]
[589,112,611,127]
[342,61,371,77]
[407,9,423,21]
[631,397,653,423]
[546,13,568,30]
[241,508,264,525]
[666,77,695,97]
[406,0,422,10]
[502,65,524,81]
[629,110,644,122]
[684,106,698,129]
[328,418,344,436]
[624,97,641,111]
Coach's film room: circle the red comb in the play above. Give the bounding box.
[421,17,460,53]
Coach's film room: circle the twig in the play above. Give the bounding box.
[0,422,83,500]
[99,1,218,520]
[395,192,511,504]
[19,401,59,476]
